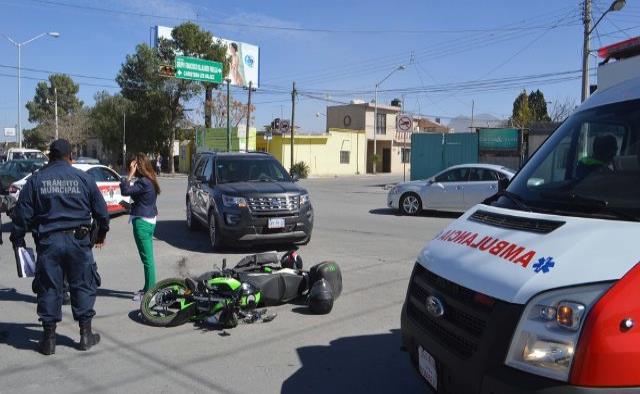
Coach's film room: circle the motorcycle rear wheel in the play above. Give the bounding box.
[140,278,196,327]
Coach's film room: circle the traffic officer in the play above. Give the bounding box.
[10,139,110,355]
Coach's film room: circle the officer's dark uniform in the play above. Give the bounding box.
[11,139,109,355]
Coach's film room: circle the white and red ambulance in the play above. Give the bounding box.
[401,37,640,393]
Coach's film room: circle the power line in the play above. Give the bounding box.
[0,63,115,81]
[13,0,584,36]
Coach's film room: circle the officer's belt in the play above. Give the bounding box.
[39,226,91,240]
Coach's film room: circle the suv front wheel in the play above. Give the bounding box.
[208,212,224,251]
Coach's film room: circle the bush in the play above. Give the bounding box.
[290,161,310,179]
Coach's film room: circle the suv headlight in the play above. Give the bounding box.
[505,283,612,382]
[300,193,310,205]
[222,195,247,208]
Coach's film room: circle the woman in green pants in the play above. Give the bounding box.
[120,153,161,301]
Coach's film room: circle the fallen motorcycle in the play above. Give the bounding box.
[139,251,342,328]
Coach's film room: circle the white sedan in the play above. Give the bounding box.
[9,164,131,215]
[387,163,516,215]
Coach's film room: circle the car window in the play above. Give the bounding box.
[193,156,208,177]
[216,157,291,184]
[100,167,120,182]
[469,168,498,181]
[203,156,214,180]
[87,168,106,182]
[435,168,469,183]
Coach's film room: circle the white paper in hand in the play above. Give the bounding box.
[15,247,37,278]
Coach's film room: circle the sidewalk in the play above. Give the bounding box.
[157,172,188,179]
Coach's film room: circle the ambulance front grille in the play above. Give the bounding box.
[406,264,494,359]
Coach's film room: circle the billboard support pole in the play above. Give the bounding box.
[245,81,253,152]
[290,81,296,174]
[226,79,231,152]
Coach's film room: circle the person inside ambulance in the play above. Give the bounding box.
[574,134,618,179]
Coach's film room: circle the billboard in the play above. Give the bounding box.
[478,128,520,151]
[153,26,259,88]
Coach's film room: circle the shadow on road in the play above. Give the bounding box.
[97,288,134,300]
[155,220,298,254]
[154,220,210,253]
[0,322,76,352]
[0,288,36,303]
[281,329,425,394]
[369,208,462,219]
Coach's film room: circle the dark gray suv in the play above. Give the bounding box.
[186,152,313,250]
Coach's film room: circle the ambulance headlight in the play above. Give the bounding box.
[505,283,612,382]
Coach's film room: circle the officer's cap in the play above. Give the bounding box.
[49,139,72,157]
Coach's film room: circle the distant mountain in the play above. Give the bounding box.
[447,113,506,132]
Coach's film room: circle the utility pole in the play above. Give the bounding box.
[245,81,254,152]
[471,100,475,132]
[582,0,592,102]
[54,87,59,140]
[290,81,296,174]
[122,112,126,175]
[226,79,231,152]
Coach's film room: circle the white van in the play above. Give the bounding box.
[6,148,47,161]
[401,37,640,393]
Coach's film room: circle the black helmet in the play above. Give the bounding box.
[308,279,334,314]
[281,250,303,270]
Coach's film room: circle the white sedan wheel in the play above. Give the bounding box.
[401,194,421,215]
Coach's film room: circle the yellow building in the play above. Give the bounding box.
[256,128,366,177]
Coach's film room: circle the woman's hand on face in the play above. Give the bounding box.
[128,160,137,179]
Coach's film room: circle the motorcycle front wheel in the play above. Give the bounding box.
[140,278,196,327]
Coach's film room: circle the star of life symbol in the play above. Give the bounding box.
[533,257,555,274]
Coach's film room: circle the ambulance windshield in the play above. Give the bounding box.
[496,98,640,221]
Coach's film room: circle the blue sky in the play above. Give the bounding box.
[1,0,639,134]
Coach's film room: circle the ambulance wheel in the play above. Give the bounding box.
[400,193,422,216]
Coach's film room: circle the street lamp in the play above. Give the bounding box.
[3,32,60,147]
[582,0,625,101]
[373,65,405,173]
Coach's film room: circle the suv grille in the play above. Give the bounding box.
[406,264,493,359]
[248,196,300,213]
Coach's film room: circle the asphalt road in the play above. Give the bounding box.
[0,175,458,394]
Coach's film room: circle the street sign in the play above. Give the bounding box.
[4,127,15,137]
[396,115,413,132]
[175,56,223,83]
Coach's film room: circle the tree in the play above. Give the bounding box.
[168,22,230,128]
[511,90,532,128]
[90,91,132,163]
[208,92,255,128]
[549,97,577,122]
[25,74,88,147]
[117,43,200,173]
[528,90,551,122]
[26,74,83,123]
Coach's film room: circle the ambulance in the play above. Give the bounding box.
[401,37,640,393]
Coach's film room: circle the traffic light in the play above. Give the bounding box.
[159,65,176,77]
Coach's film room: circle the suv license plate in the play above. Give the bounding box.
[268,218,285,229]
[418,346,437,390]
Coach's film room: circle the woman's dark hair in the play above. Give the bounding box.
[134,153,161,194]
[231,42,238,51]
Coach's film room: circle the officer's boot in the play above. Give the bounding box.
[78,321,100,351]
[39,323,56,355]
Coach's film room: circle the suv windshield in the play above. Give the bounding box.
[215,157,291,184]
[494,99,640,221]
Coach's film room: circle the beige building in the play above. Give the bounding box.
[256,128,366,177]
[326,101,451,173]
